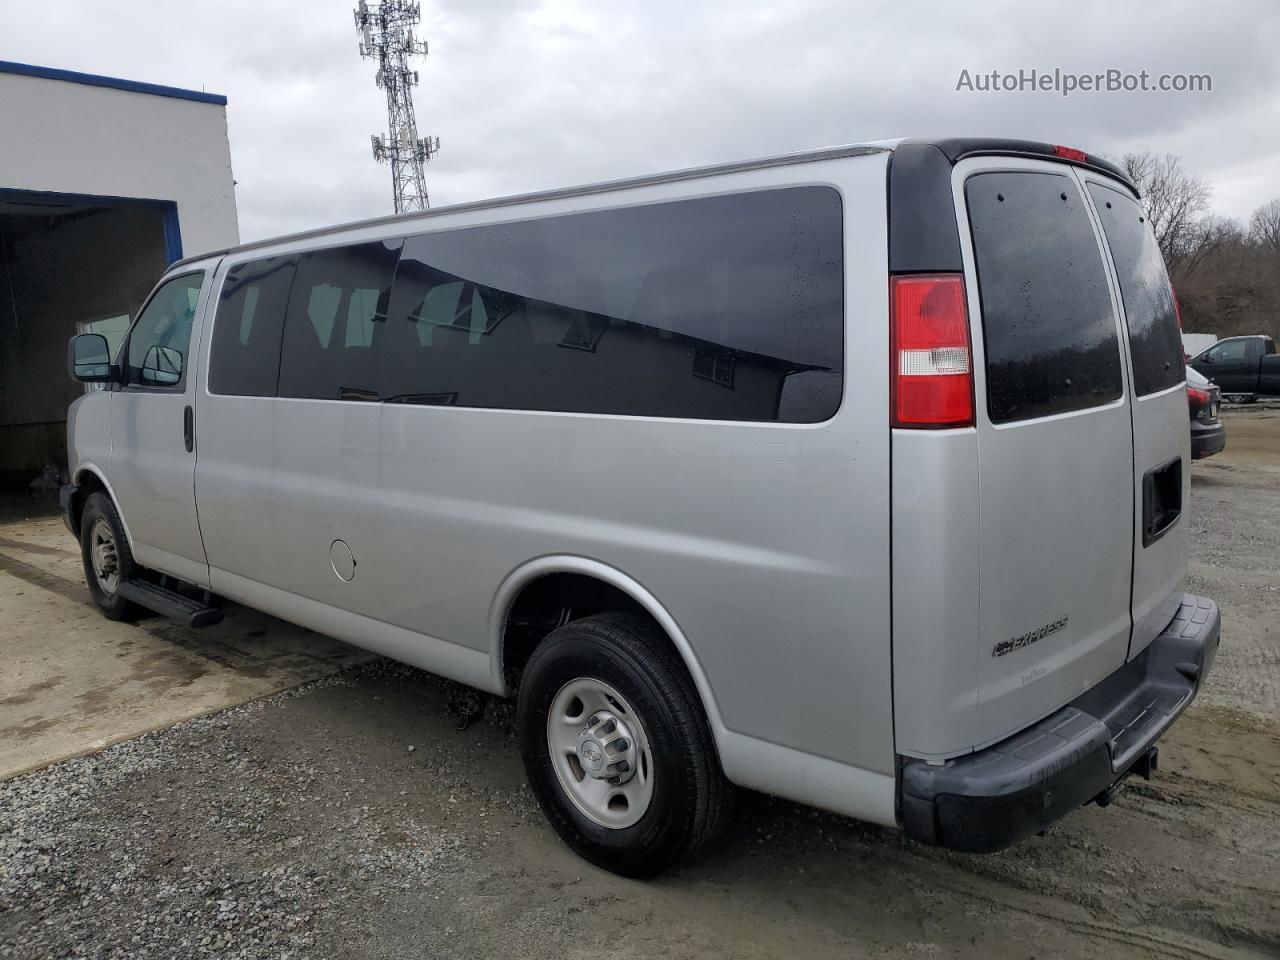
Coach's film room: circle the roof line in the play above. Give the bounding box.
[0,60,227,106]
[169,142,890,270]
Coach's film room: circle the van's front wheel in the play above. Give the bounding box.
[79,492,142,621]
[517,613,732,877]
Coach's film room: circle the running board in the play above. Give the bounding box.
[117,580,224,629]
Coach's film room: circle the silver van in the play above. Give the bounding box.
[62,138,1220,877]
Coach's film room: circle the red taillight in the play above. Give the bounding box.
[1187,386,1209,408]
[1172,286,1183,330]
[1054,144,1088,163]
[891,274,974,428]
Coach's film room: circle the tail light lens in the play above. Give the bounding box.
[891,274,974,428]
[1187,386,1216,422]
[1054,144,1089,163]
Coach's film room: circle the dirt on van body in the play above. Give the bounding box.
[1,407,1278,960]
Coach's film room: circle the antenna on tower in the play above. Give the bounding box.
[354,0,440,213]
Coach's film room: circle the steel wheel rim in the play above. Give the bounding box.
[89,518,120,596]
[547,677,655,829]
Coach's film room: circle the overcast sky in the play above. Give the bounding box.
[7,0,1279,242]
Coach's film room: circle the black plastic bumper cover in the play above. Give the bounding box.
[900,594,1220,853]
[1190,421,1226,459]
[59,483,79,538]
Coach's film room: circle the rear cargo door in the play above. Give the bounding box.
[957,158,1135,747]
[1081,174,1189,656]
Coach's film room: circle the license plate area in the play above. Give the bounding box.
[1142,457,1182,547]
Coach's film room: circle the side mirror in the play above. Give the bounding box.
[68,334,114,383]
[140,344,183,386]
[1199,354,1214,364]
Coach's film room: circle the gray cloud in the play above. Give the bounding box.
[8,0,1278,240]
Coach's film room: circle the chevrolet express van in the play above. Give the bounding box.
[63,139,1220,877]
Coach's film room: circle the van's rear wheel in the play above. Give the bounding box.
[79,492,142,621]
[517,613,732,877]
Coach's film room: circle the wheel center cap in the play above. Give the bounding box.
[575,709,637,784]
[579,740,604,771]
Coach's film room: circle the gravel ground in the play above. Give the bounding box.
[1,667,479,960]
[1,409,1277,960]
[1185,407,1280,723]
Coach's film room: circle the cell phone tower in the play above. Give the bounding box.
[354,0,440,213]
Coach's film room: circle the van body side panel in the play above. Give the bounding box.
[890,430,981,758]
[211,567,495,691]
[66,394,112,505]
[195,394,282,589]
[361,155,895,775]
[268,399,383,612]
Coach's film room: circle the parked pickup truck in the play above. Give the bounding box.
[1188,335,1280,403]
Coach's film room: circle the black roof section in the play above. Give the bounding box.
[924,138,1135,191]
[887,138,1137,274]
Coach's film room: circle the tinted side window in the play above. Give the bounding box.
[377,187,843,422]
[277,240,403,400]
[967,172,1123,423]
[125,273,205,389]
[209,256,296,396]
[1207,340,1248,363]
[1088,183,1184,396]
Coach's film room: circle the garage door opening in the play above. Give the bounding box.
[0,190,179,489]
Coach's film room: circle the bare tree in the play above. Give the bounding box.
[1119,152,1212,264]
[1173,215,1246,280]
[1248,198,1280,250]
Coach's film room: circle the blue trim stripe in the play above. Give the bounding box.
[160,204,184,264]
[0,60,226,106]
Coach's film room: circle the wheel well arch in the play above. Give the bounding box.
[67,466,109,537]
[491,557,725,738]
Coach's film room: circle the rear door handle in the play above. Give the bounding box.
[183,405,194,453]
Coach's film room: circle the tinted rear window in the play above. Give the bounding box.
[966,171,1123,423]
[209,256,296,397]
[1088,182,1185,396]
[376,187,844,422]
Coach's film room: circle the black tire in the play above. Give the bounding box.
[517,612,733,878]
[79,492,143,622]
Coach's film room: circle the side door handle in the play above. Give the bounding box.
[183,405,194,453]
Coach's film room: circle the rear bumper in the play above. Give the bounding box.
[899,593,1220,853]
[1190,420,1226,459]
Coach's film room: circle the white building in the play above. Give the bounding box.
[0,60,239,481]
[1181,332,1217,359]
